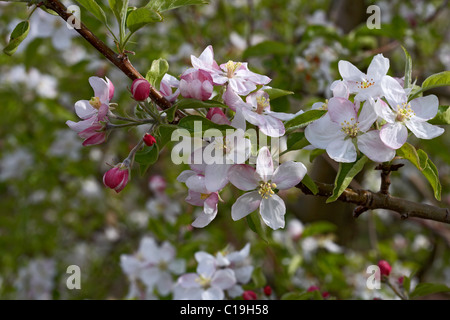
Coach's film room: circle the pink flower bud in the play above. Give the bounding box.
[307,285,320,292]
[206,108,231,125]
[179,68,214,101]
[263,285,272,296]
[397,276,404,285]
[103,164,129,193]
[131,79,150,101]
[143,133,156,146]
[242,290,258,300]
[378,260,392,277]
[106,77,115,101]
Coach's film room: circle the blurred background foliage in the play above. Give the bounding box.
[0,0,449,299]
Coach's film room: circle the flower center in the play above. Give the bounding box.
[340,119,359,138]
[200,193,210,200]
[258,181,277,199]
[319,99,329,110]
[356,78,375,89]
[196,275,211,288]
[225,60,242,78]
[255,96,270,114]
[158,260,168,271]
[89,96,102,109]
[396,103,415,122]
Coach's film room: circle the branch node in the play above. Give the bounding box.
[353,206,369,219]
[400,212,409,220]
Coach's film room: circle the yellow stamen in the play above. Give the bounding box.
[226,60,242,78]
[89,96,102,109]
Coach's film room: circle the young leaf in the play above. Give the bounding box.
[401,45,412,89]
[428,106,450,125]
[146,0,209,12]
[263,88,294,100]
[410,71,450,100]
[76,0,108,25]
[145,58,169,89]
[3,21,30,56]
[126,7,162,33]
[396,142,423,170]
[246,211,269,243]
[410,283,450,299]
[284,109,326,131]
[134,144,159,175]
[301,173,318,195]
[286,132,309,151]
[165,99,228,122]
[326,156,368,203]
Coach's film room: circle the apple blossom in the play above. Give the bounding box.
[103,162,130,193]
[206,107,231,125]
[305,97,396,163]
[338,53,389,101]
[179,68,214,100]
[191,45,271,96]
[159,73,180,102]
[229,147,307,230]
[378,260,392,277]
[131,78,151,101]
[375,76,444,149]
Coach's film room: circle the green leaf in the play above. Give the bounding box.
[263,88,294,100]
[177,115,235,134]
[165,99,227,122]
[326,156,368,203]
[429,106,450,125]
[410,283,450,299]
[145,58,169,89]
[126,7,162,33]
[134,144,159,175]
[243,40,290,59]
[410,71,450,100]
[301,174,318,195]
[284,109,326,132]
[302,221,337,238]
[108,0,129,39]
[156,125,176,149]
[286,132,309,151]
[401,46,412,89]
[146,0,209,12]
[3,21,30,56]
[76,0,108,25]
[397,143,441,200]
[251,267,267,288]
[246,211,269,243]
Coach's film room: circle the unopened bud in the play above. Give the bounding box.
[131,79,150,101]
[378,260,392,277]
[103,164,129,193]
[143,133,156,146]
[242,290,258,300]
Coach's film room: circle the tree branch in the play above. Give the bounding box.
[296,181,450,225]
[43,0,183,120]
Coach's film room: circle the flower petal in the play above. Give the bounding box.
[326,138,357,163]
[74,100,96,119]
[228,164,259,191]
[409,95,439,121]
[272,161,307,190]
[205,163,231,192]
[357,131,395,163]
[405,120,445,140]
[256,146,273,181]
[88,76,110,104]
[373,98,396,123]
[231,191,261,221]
[379,122,408,149]
[304,113,343,149]
[211,269,236,290]
[358,99,379,132]
[338,60,365,82]
[260,194,286,230]
[367,54,390,81]
[327,97,358,125]
[381,75,407,108]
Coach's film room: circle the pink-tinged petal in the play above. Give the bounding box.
[97,104,109,120]
[304,113,343,149]
[203,287,224,300]
[409,95,439,121]
[223,87,246,111]
[373,98,396,123]
[89,76,110,104]
[405,120,445,140]
[74,100,96,119]
[330,80,349,98]
[272,161,307,190]
[82,132,106,146]
[205,163,231,192]
[211,269,236,290]
[338,60,365,82]
[228,77,256,96]
[326,138,357,163]
[176,170,197,183]
[328,97,358,125]
[231,191,262,221]
[358,99,379,132]
[207,108,231,125]
[265,110,300,121]
[259,115,285,137]
[228,164,259,191]
[241,106,265,127]
[191,45,219,72]
[367,54,390,81]
[230,107,246,130]
[192,208,218,228]
[381,76,407,108]
[178,273,202,289]
[256,146,273,182]
[66,117,96,133]
[260,194,286,230]
[105,77,115,100]
[204,193,219,215]
[357,131,396,163]
[185,190,204,206]
[379,122,408,149]
[224,129,251,164]
[186,174,208,193]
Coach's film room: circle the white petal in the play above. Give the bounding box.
[358,99,379,132]
[258,114,285,137]
[367,54,390,81]
[338,60,365,82]
[74,100,96,119]
[327,97,358,125]
[405,120,445,140]
[228,164,259,191]
[373,98,396,123]
[409,95,439,121]
[379,122,408,149]
[231,191,262,221]
[176,170,197,183]
[272,161,307,190]
[304,113,343,149]
[202,287,224,300]
[326,138,357,163]
[357,131,396,163]
[205,163,231,192]
[88,76,109,103]
[260,194,286,230]
[178,273,201,289]
[186,174,208,194]
[381,76,407,108]
[211,269,236,290]
[256,146,274,182]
